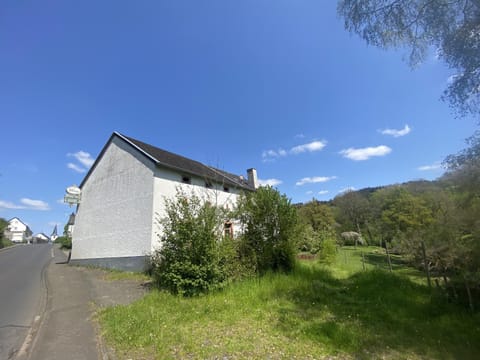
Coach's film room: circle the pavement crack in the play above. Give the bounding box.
[0,324,30,329]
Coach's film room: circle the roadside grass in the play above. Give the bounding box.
[0,238,14,249]
[101,268,151,282]
[99,247,480,359]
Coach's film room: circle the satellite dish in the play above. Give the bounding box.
[66,185,81,195]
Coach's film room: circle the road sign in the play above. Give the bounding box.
[64,194,81,204]
[64,185,82,207]
[66,185,81,195]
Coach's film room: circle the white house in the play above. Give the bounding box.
[65,213,75,237]
[4,217,33,243]
[32,233,50,244]
[70,132,258,271]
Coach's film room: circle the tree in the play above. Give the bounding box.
[333,190,373,240]
[237,186,298,274]
[376,187,432,235]
[297,200,337,253]
[338,0,480,117]
[442,132,480,308]
[297,200,336,233]
[0,217,8,248]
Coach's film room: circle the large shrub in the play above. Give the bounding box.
[54,236,72,249]
[237,186,298,274]
[317,233,337,265]
[151,190,232,296]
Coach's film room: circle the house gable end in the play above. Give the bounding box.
[79,132,157,189]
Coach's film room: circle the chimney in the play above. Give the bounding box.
[247,168,258,189]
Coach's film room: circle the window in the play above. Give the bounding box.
[205,181,213,188]
[182,175,191,184]
[224,221,233,239]
[223,186,230,192]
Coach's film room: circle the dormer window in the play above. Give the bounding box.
[182,176,191,184]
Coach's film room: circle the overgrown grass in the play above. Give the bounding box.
[99,247,480,359]
[331,246,427,282]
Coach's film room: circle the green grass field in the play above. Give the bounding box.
[99,246,480,359]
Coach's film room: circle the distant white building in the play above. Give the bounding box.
[33,233,50,244]
[66,213,75,237]
[4,217,33,243]
[70,132,258,271]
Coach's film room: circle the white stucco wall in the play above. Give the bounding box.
[151,167,244,251]
[71,137,155,260]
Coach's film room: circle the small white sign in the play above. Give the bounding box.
[66,185,81,195]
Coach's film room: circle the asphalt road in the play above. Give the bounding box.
[0,244,53,360]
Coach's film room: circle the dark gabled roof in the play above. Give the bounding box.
[81,132,254,191]
[67,213,76,225]
[51,224,58,236]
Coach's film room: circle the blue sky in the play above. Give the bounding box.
[0,1,477,235]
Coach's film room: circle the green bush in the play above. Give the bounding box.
[151,190,232,296]
[0,237,13,249]
[296,225,321,254]
[54,236,72,249]
[237,186,298,274]
[317,236,337,265]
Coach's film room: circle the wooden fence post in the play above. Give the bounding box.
[421,241,432,289]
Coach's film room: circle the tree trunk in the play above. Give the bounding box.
[464,277,474,312]
[421,241,432,289]
[355,222,361,248]
[365,222,374,244]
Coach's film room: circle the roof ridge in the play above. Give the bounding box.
[116,133,254,191]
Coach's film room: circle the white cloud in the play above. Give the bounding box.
[318,190,329,195]
[296,176,337,186]
[340,145,392,161]
[67,151,95,172]
[338,187,356,194]
[20,198,50,211]
[262,140,326,161]
[258,178,283,187]
[67,162,87,173]
[380,125,411,138]
[418,162,443,171]
[306,190,313,195]
[290,140,326,154]
[69,151,95,167]
[0,200,25,210]
[262,148,287,162]
[0,198,50,211]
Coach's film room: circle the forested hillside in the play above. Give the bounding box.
[297,131,480,309]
